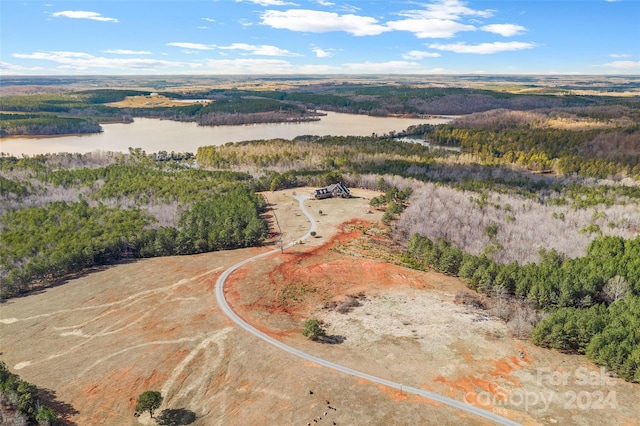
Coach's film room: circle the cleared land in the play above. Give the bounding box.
[107,95,210,108]
[1,188,638,425]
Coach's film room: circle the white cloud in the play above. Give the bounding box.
[0,61,43,74]
[610,53,631,58]
[343,60,422,73]
[15,51,94,60]
[315,0,334,6]
[202,18,216,22]
[312,47,333,58]
[238,18,253,27]
[385,0,503,39]
[429,41,537,54]
[603,61,640,70]
[103,49,152,55]
[387,18,475,38]
[261,9,389,36]
[481,24,526,37]
[12,51,186,71]
[388,2,529,39]
[168,42,216,50]
[337,4,361,13]
[397,0,494,21]
[51,10,118,23]
[219,43,299,56]
[402,50,441,60]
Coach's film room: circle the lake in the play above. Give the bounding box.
[0,111,454,156]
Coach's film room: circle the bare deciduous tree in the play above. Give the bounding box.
[603,275,629,303]
[490,287,513,321]
[507,300,539,339]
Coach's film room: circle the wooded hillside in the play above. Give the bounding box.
[0,152,267,299]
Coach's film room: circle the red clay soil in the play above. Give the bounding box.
[1,189,639,426]
[225,214,640,425]
[225,218,435,338]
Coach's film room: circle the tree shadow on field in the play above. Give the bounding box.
[156,408,197,425]
[322,334,346,344]
[259,206,280,247]
[12,261,137,300]
[39,388,80,426]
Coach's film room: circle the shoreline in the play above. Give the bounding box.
[0,113,454,156]
[0,110,452,141]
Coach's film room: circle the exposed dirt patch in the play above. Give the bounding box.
[1,187,638,425]
[545,117,630,130]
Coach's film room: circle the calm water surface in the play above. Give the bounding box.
[0,111,453,156]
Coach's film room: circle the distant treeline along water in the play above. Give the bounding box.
[0,113,452,156]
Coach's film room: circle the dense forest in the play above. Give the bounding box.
[416,124,640,178]
[0,152,268,299]
[0,112,103,137]
[0,93,130,136]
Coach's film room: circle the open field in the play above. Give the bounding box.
[106,95,211,108]
[1,188,639,425]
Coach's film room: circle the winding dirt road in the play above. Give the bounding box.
[215,195,521,426]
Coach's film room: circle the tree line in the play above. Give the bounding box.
[258,85,594,115]
[1,361,60,425]
[404,232,640,382]
[532,296,640,382]
[0,112,102,137]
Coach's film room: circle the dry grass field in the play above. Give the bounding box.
[106,95,210,108]
[1,188,639,425]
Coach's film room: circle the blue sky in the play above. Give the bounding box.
[1,0,639,75]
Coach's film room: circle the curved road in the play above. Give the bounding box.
[215,195,521,426]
